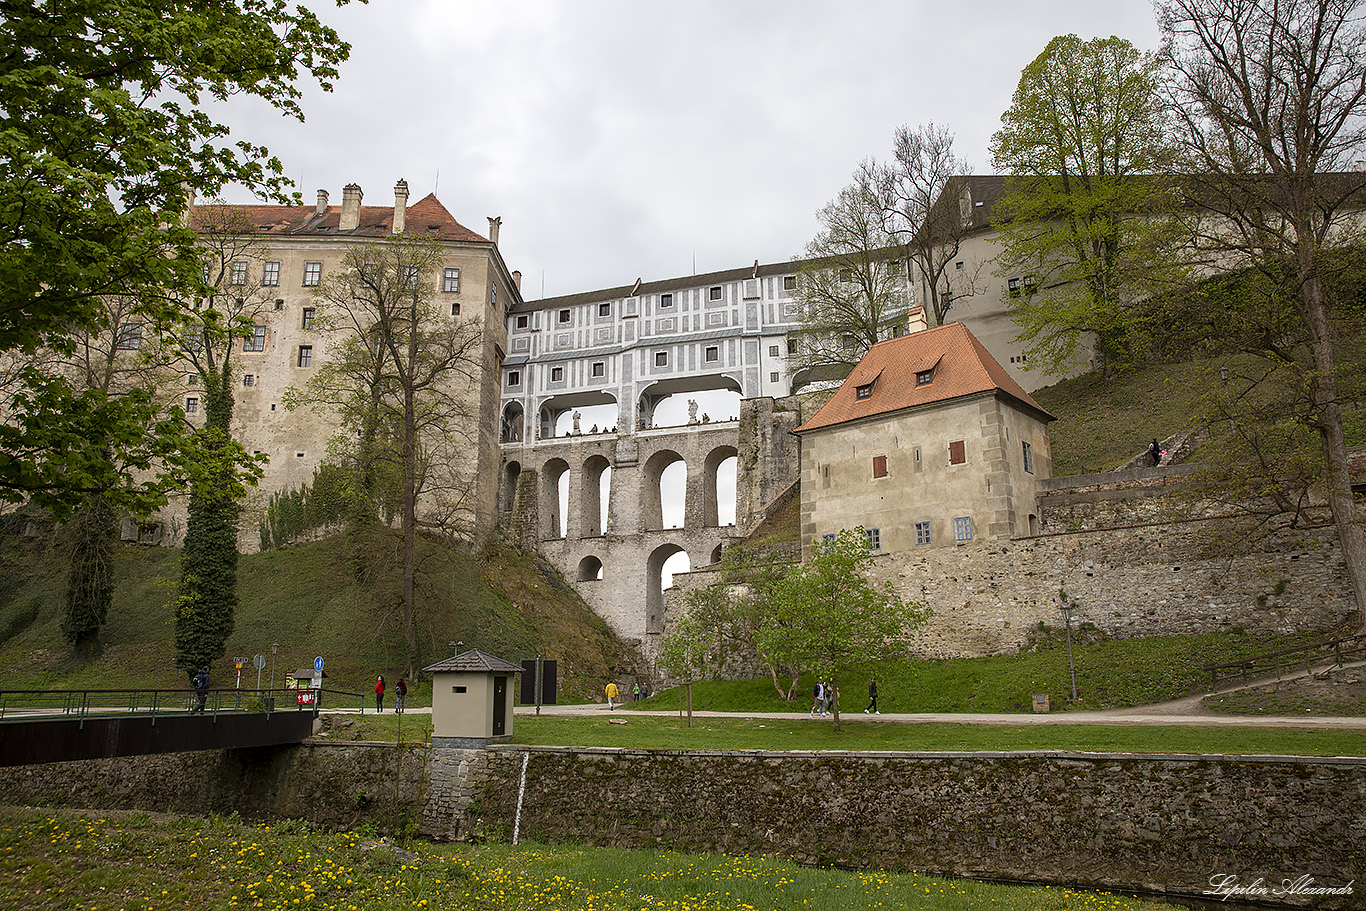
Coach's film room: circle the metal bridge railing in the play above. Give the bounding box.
[0,687,368,725]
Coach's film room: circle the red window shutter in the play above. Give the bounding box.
[949,440,966,464]
[872,455,888,478]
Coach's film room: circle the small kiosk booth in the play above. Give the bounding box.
[422,648,523,749]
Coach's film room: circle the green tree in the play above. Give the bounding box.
[0,0,352,516]
[758,529,928,731]
[171,207,274,678]
[1159,0,1366,626]
[788,179,912,387]
[297,236,485,677]
[990,34,1181,379]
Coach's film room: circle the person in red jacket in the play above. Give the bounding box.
[374,675,385,713]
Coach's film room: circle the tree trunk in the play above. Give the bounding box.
[830,680,841,732]
[402,382,417,680]
[1297,257,1366,633]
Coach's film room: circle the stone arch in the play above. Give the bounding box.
[500,402,525,442]
[541,457,569,540]
[501,460,521,519]
[702,445,738,527]
[646,543,689,635]
[709,543,724,565]
[581,454,611,536]
[577,555,604,581]
[643,449,685,531]
[1029,513,1039,536]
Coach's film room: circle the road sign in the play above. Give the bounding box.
[253,654,266,669]
[313,655,324,672]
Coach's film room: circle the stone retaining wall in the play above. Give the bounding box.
[459,745,1365,909]
[0,741,430,833]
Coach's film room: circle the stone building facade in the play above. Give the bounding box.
[172,181,522,548]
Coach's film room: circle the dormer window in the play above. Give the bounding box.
[855,382,874,400]
[916,368,935,386]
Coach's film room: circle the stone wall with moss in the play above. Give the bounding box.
[460,745,1364,908]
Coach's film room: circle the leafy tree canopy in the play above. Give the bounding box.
[0,0,355,514]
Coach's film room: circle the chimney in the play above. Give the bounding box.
[392,179,409,234]
[487,216,502,246]
[340,183,363,231]
[315,189,329,216]
[512,270,522,291]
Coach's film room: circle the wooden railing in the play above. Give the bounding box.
[1205,634,1366,689]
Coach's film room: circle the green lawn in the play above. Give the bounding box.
[0,807,1170,911]
[320,712,1363,757]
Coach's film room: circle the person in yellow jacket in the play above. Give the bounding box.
[605,681,619,710]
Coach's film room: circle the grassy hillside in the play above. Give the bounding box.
[0,532,629,701]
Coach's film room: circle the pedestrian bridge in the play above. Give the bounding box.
[0,688,354,766]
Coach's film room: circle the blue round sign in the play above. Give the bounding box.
[313,655,324,672]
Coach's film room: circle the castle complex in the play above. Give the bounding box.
[163,177,1356,655]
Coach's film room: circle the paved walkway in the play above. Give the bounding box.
[509,702,1366,728]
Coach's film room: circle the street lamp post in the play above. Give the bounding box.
[1058,593,1078,703]
[269,642,279,692]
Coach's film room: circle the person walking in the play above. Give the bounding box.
[632,681,640,702]
[865,678,880,714]
[810,680,825,717]
[191,666,209,714]
[605,681,619,710]
[1148,438,1162,467]
[374,675,385,713]
[395,678,407,714]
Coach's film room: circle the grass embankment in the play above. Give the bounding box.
[0,534,629,703]
[321,712,1362,756]
[628,628,1334,715]
[0,807,1169,911]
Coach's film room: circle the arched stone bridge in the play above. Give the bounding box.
[499,421,745,648]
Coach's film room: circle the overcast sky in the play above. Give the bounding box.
[219,1,1162,302]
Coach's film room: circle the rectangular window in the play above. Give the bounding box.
[949,440,966,464]
[1008,277,1021,298]
[856,382,874,400]
[302,261,322,286]
[301,307,315,330]
[507,370,520,387]
[821,533,837,547]
[443,268,460,293]
[705,346,719,362]
[1023,274,1037,294]
[1023,440,1034,474]
[451,302,461,316]
[866,528,881,551]
[273,299,284,310]
[185,396,199,413]
[592,361,605,377]
[598,302,611,317]
[243,374,255,387]
[655,351,668,367]
[787,338,798,355]
[872,455,888,478]
[783,275,798,292]
[515,314,529,329]
[229,260,248,286]
[955,260,964,270]
[402,265,419,289]
[262,261,280,287]
[769,371,779,382]
[768,345,779,357]
[953,516,974,543]
[243,325,266,352]
[915,522,931,546]
[115,323,142,351]
[916,369,934,386]
[708,286,722,301]
[659,293,674,308]
[550,366,564,382]
[297,345,312,368]
[558,309,571,323]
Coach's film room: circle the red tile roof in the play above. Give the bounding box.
[793,321,1053,434]
[190,192,488,243]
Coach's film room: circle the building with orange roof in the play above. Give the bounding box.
[159,180,522,549]
[793,321,1054,557]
